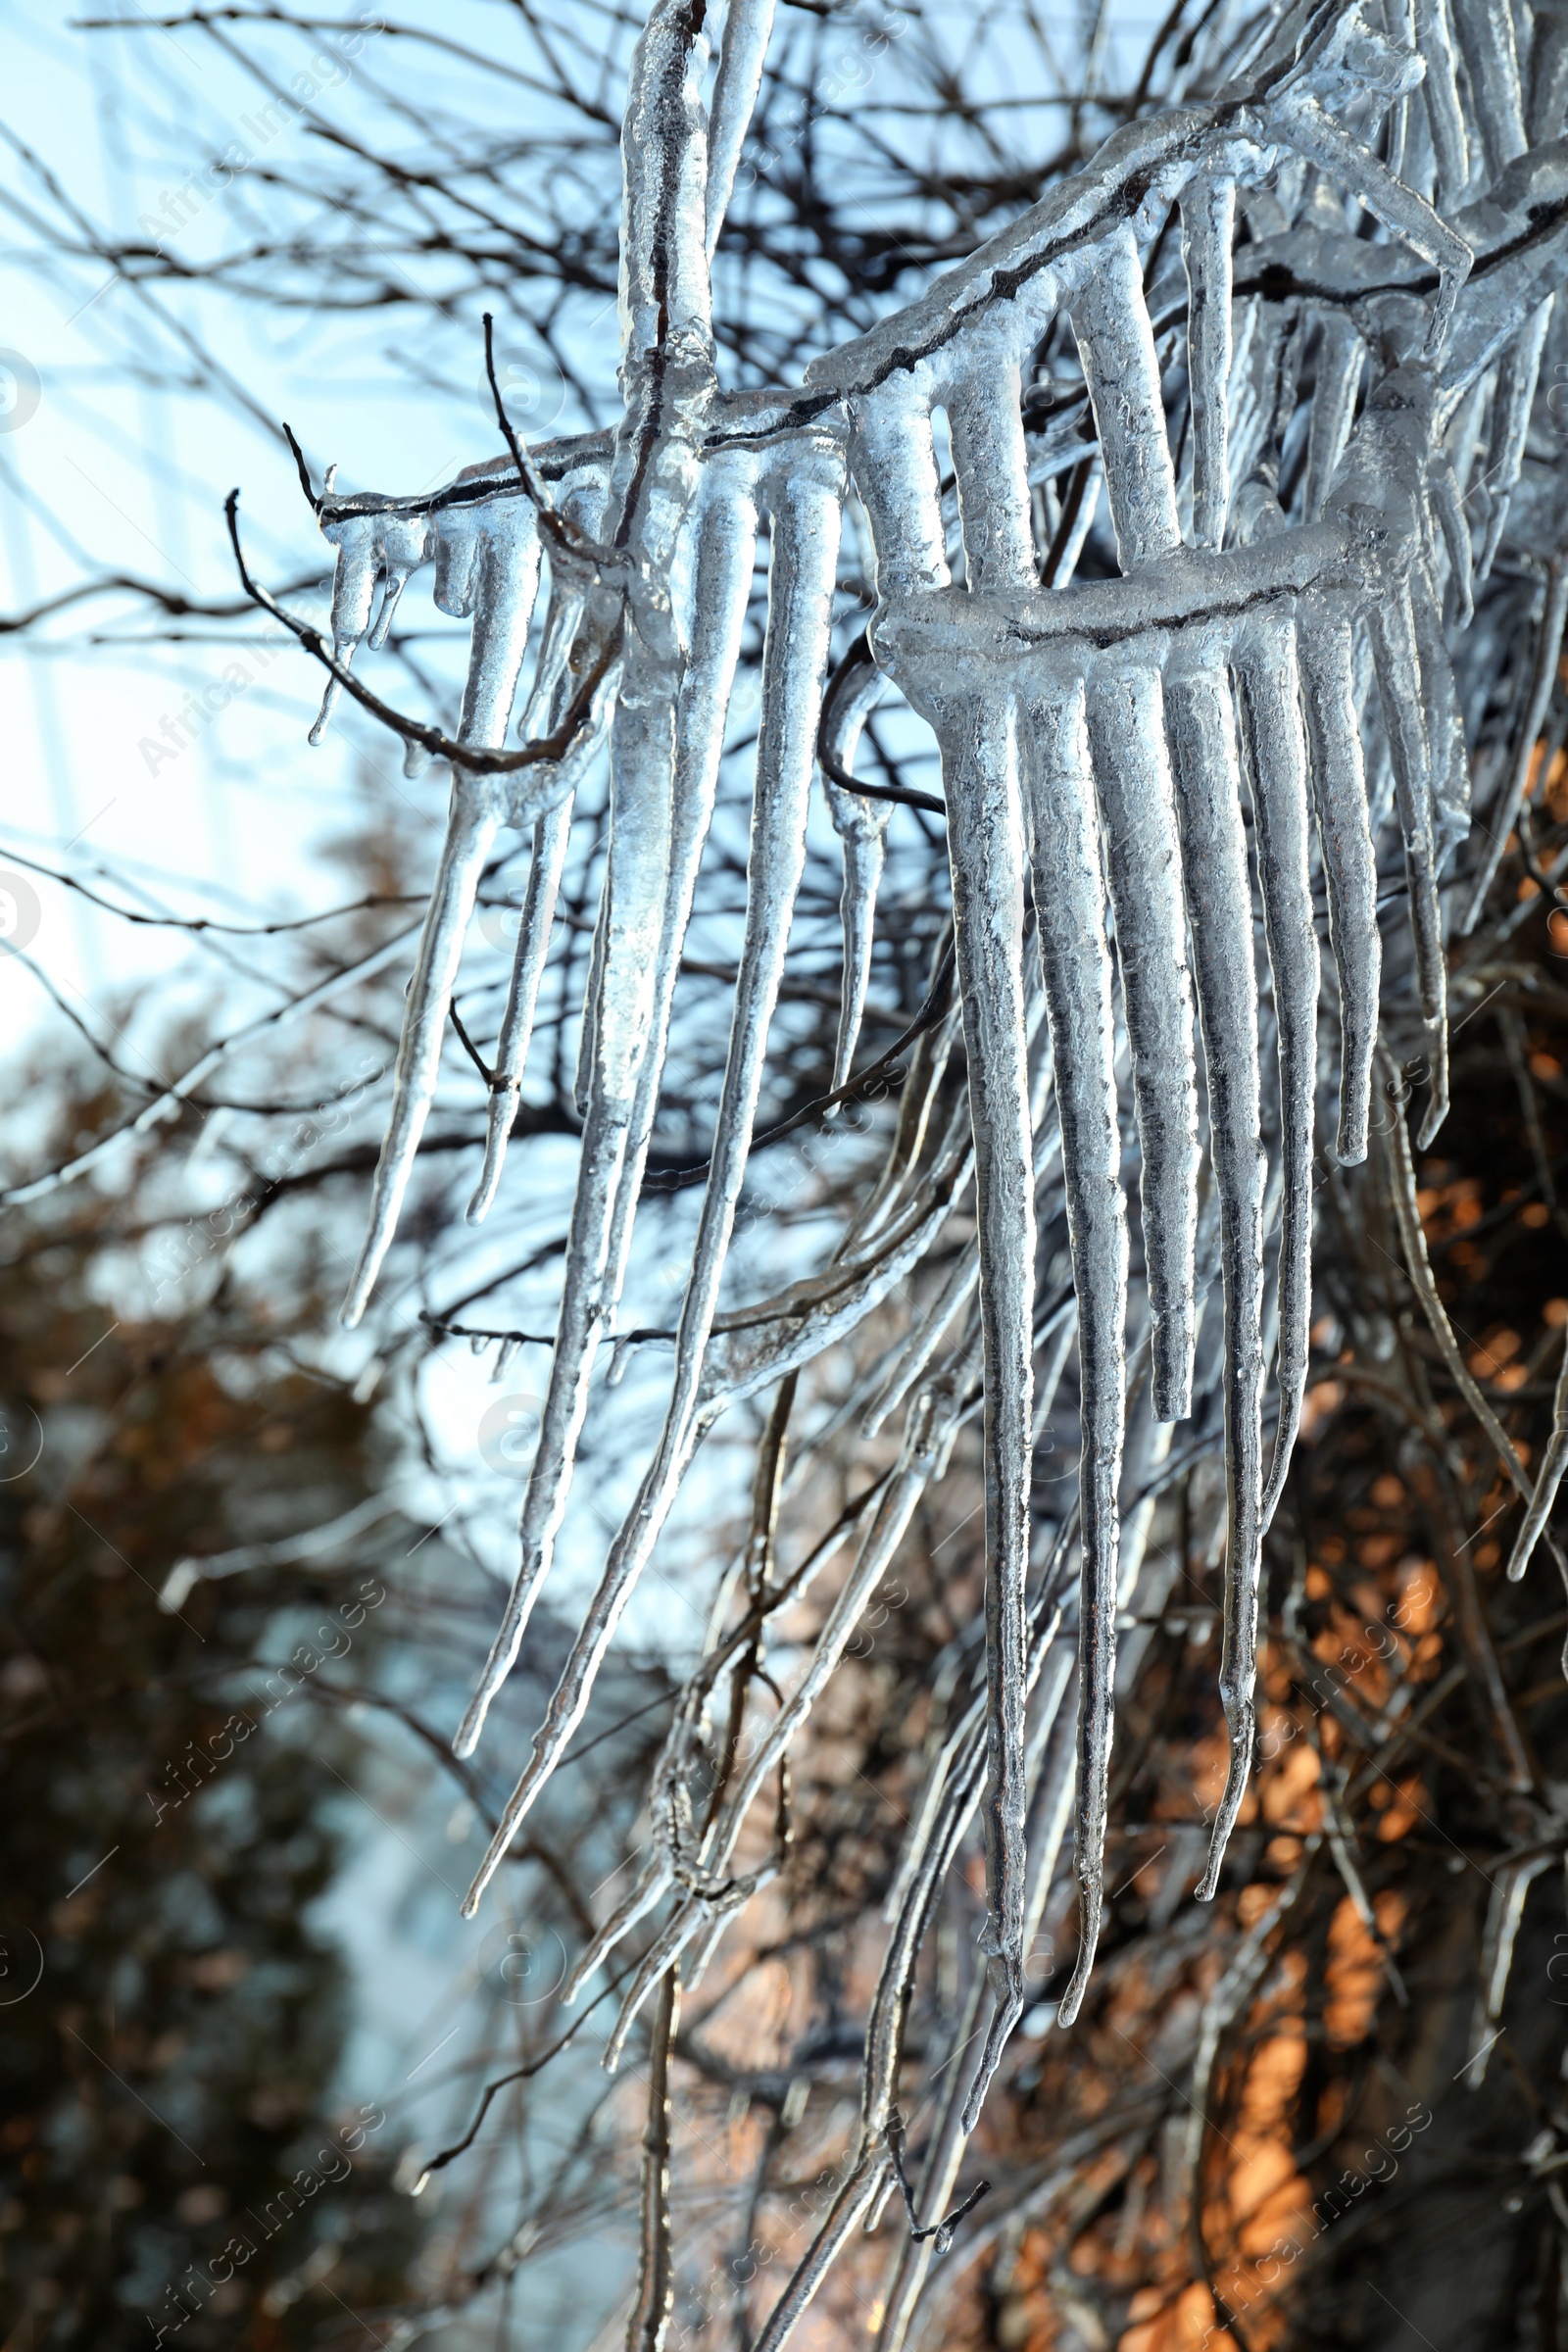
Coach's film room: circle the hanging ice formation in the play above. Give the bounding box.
[240,0,1568,2201]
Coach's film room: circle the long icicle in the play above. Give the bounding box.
[598,472,763,1374]
[1447,0,1527,181]
[462,453,843,1902]
[456,0,725,1754]
[704,0,776,260]
[925,685,1035,2097]
[927,307,1043,2106]
[1301,315,1365,524]
[1066,226,1183,569]
[1162,645,1266,1906]
[469,466,611,1220]
[1180,173,1236,551]
[1477,299,1552,580]
[1506,1322,1568,1583]
[1416,0,1470,207]
[455,473,758,1758]
[468,792,574,1222]
[1461,560,1568,931]
[1235,613,1318,1533]
[1085,657,1199,1424]
[1298,610,1379,1162]
[1020,668,1126,2035]
[340,506,545,1324]
[1369,581,1450,1145]
[821,638,892,1095]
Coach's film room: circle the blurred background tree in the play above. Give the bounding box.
[0,1057,422,2344]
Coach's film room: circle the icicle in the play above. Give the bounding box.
[310,512,382,745]
[705,0,775,259]
[454,464,760,1761]
[1020,671,1126,2033]
[593,471,762,1384]
[467,794,573,1222]
[464,479,600,1222]
[1410,559,1470,862]
[341,788,505,1328]
[819,637,891,1096]
[1447,0,1527,180]
[947,330,1037,593]
[1415,0,1470,206]
[339,495,547,1325]
[852,372,1043,2052]
[1532,3,1568,143]
[462,722,677,1733]
[573,882,611,1122]
[368,512,431,650]
[1017,1652,1079,1986]
[1162,645,1266,1905]
[1507,1319,1568,1582]
[846,391,950,600]
[1477,299,1553,580]
[617,0,715,375]
[1462,1854,1555,2084]
[460,454,843,1897]
[1234,613,1318,1531]
[1067,226,1183,568]
[1180,175,1237,551]
[463,504,545,741]
[830,827,884,1097]
[1301,315,1365,523]
[923,686,1035,2059]
[1429,448,1474,628]
[1369,583,1450,1143]
[1085,657,1199,1423]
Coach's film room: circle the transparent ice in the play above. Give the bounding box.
[232,0,1568,2333]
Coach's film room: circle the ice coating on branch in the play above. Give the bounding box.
[705,0,775,258]
[820,634,891,1095]
[236,0,1568,2199]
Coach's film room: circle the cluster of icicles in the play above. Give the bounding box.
[238,0,1568,2327]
